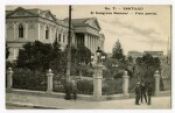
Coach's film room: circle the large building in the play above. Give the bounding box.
[6,7,105,61]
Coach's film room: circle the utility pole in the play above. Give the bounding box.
[66,5,72,81]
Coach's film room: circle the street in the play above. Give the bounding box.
[6,92,171,109]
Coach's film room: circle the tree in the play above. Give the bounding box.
[112,39,125,61]
[76,45,92,64]
[17,40,61,71]
[127,56,134,63]
[135,53,161,84]
[62,45,92,76]
[142,53,154,68]
[49,38,65,74]
[52,37,61,58]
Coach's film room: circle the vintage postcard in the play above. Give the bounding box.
[5,5,171,109]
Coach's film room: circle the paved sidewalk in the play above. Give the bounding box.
[6,91,171,109]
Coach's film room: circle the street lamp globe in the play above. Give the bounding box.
[96,47,101,57]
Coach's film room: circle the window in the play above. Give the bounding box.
[55,31,57,39]
[19,24,24,38]
[63,35,65,43]
[45,27,49,39]
[59,34,61,42]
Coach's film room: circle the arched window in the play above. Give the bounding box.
[55,31,57,39]
[19,24,24,38]
[45,27,49,39]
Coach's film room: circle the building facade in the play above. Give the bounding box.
[6,7,105,61]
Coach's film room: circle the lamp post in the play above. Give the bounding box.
[91,47,106,65]
[65,5,72,100]
[66,5,72,81]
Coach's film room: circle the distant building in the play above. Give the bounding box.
[6,7,105,61]
[127,50,164,64]
[127,51,142,59]
[143,51,163,58]
[128,51,164,58]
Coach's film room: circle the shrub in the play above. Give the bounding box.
[13,68,47,91]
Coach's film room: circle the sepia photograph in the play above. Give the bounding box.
[5,5,171,109]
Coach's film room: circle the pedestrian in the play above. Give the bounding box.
[140,82,147,103]
[147,82,153,105]
[135,82,141,105]
[71,77,77,100]
[64,79,72,100]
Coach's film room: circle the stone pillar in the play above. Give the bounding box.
[122,71,129,96]
[93,64,103,100]
[79,70,83,79]
[47,69,54,93]
[154,70,160,96]
[7,67,13,91]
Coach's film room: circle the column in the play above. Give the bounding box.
[93,64,103,100]
[7,67,13,91]
[154,70,160,96]
[37,23,40,40]
[94,37,96,53]
[84,34,88,47]
[13,23,16,40]
[95,37,97,50]
[88,35,90,49]
[47,69,54,93]
[92,36,94,53]
[94,37,96,52]
[122,71,129,96]
[90,35,92,52]
[25,23,28,40]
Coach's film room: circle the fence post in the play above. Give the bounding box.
[93,64,103,100]
[47,69,54,93]
[122,70,129,96]
[7,67,13,91]
[154,70,160,96]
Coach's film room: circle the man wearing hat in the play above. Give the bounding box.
[147,82,153,105]
[140,82,147,103]
[135,82,141,105]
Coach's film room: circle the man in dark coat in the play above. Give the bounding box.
[135,82,141,105]
[71,78,77,100]
[140,82,147,103]
[64,79,72,100]
[147,82,153,105]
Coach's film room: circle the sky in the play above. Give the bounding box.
[6,5,171,55]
